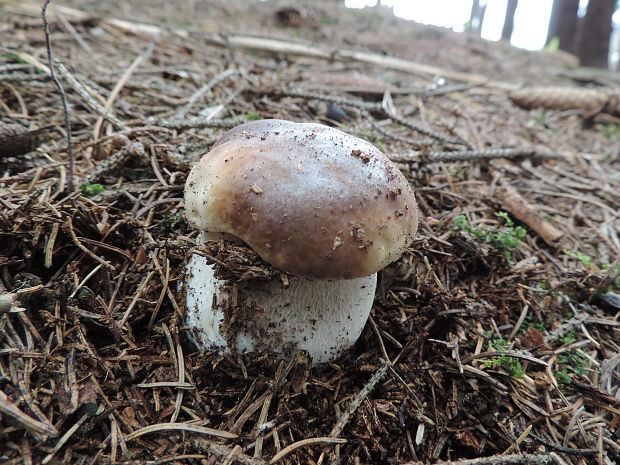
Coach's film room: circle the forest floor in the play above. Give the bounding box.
[1,1,619,464]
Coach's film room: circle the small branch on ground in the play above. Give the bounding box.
[159,116,240,130]
[329,359,391,438]
[492,171,564,246]
[314,359,392,465]
[176,68,243,119]
[41,0,73,191]
[389,148,558,163]
[265,88,465,145]
[401,452,552,465]
[544,309,589,345]
[83,139,147,185]
[55,62,128,131]
[527,431,598,456]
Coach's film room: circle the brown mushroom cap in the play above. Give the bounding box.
[184,119,418,279]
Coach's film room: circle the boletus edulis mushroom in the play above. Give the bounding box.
[184,119,418,363]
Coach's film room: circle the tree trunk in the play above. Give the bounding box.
[467,0,480,30]
[576,0,616,68]
[467,0,487,35]
[501,0,519,41]
[546,0,580,54]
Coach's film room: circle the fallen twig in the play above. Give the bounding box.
[56,62,128,131]
[313,359,392,465]
[401,453,552,465]
[176,68,243,119]
[92,42,155,139]
[267,88,464,145]
[384,109,466,145]
[492,172,564,246]
[63,217,115,270]
[220,35,518,91]
[42,0,73,190]
[528,431,598,456]
[330,358,391,437]
[544,307,589,345]
[159,116,239,130]
[83,140,147,185]
[388,148,558,165]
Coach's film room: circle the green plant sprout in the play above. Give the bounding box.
[454,211,527,264]
[560,332,576,345]
[563,251,620,289]
[601,124,620,140]
[554,348,590,384]
[563,250,594,268]
[515,314,547,338]
[244,112,261,121]
[81,183,105,197]
[601,263,620,289]
[478,338,524,379]
[151,210,184,236]
[3,52,29,65]
[533,111,548,126]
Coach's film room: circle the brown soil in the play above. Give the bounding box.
[1,1,619,465]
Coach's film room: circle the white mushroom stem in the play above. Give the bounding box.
[185,252,377,364]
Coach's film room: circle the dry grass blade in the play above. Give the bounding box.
[42,412,90,464]
[124,422,238,441]
[136,381,194,389]
[0,390,58,437]
[63,217,116,270]
[268,438,347,464]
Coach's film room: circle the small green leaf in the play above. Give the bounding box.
[244,112,261,121]
[554,369,572,384]
[563,250,594,268]
[81,183,105,197]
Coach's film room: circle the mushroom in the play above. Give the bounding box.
[184,119,418,363]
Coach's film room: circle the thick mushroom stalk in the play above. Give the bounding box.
[184,119,418,363]
[185,252,377,363]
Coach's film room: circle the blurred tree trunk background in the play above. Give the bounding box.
[467,0,487,35]
[546,0,580,54]
[343,0,619,70]
[576,0,617,68]
[501,0,518,41]
[546,0,617,68]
